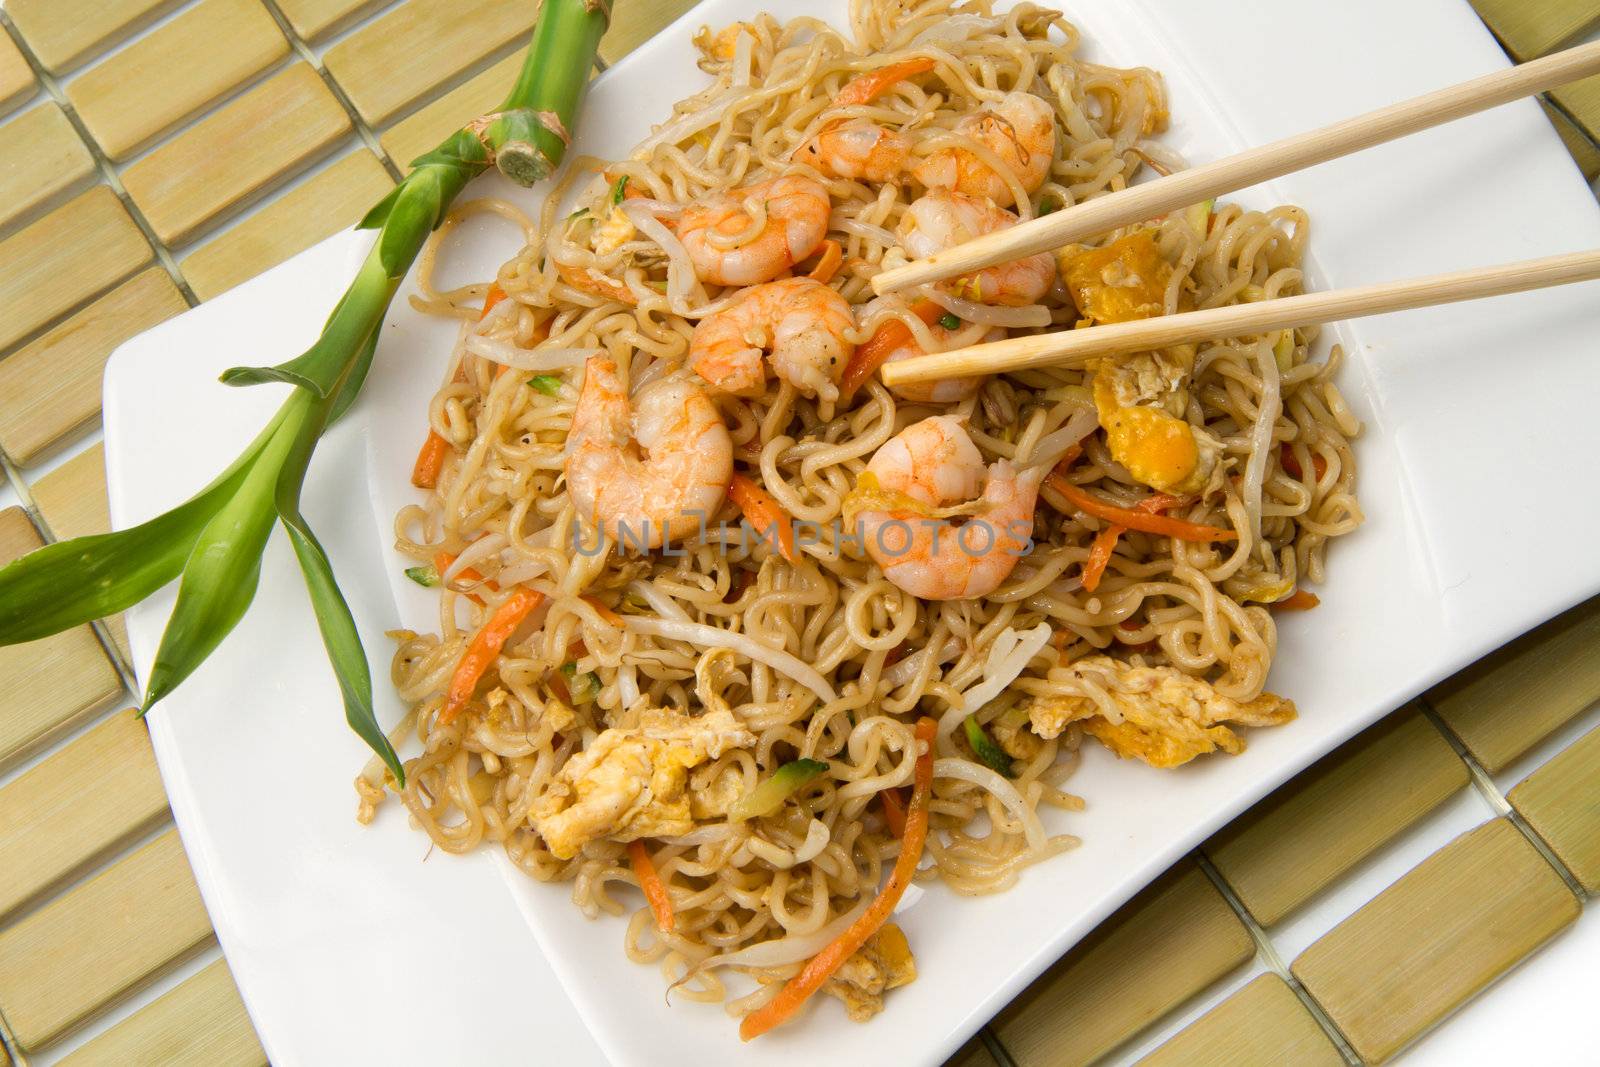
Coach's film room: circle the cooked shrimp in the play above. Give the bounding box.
[846,416,1042,600]
[794,118,913,183]
[860,298,997,403]
[675,176,831,287]
[898,190,1055,307]
[690,278,855,403]
[912,91,1057,208]
[565,356,733,549]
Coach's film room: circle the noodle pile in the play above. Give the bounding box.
[360,0,1362,1029]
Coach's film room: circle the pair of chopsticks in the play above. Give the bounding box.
[875,38,1600,388]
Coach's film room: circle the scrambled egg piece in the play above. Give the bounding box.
[822,924,918,1022]
[532,706,755,859]
[992,715,1043,762]
[1028,656,1295,769]
[1092,367,1219,495]
[1058,230,1171,325]
[591,203,636,257]
[1061,232,1219,494]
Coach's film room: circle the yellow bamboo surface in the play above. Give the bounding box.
[0,186,152,355]
[0,103,96,233]
[0,508,122,772]
[0,29,35,116]
[1428,597,1600,772]
[275,0,388,42]
[993,862,1255,1066]
[0,710,168,921]
[1137,975,1345,1067]
[1292,819,1580,1063]
[6,0,180,74]
[1509,724,1600,892]
[323,0,536,125]
[0,1,1594,1063]
[181,148,396,300]
[121,62,351,246]
[65,0,288,161]
[0,268,187,467]
[57,960,266,1067]
[0,829,215,1048]
[1205,705,1468,926]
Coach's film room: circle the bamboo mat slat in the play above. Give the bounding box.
[0,2,1593,1064]
[1292,819,1580,1064]
[942,1037,996,1067]
[4,0,180,75]
[1427,597,1600,773]
[1136,974,1345,1067]
[1472,0,1600,61]
[32,444,132,660]
[64,0,288,162]
[1508,724,1600,892]
[0,709,168,922]
[322,0,536,126]
[57,959,266,1067]
[0,185,152,355]
[0,103,96,234]
[993,861,1254,1066]
[0,829,214,1050]
[1541,99,1600,180]
[378,50,522,170]
[1550,73,1600,152]
[121,62,351,247]
[182,148,395,300]
[0,29,34,118]
[1204,705,1468,927]
[0,508,122,772]
[599,0,699,65]
[275,0,388,43]
[0,267,187,467]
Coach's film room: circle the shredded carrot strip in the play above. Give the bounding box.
[1080,494,1187,592]
[433,550,497,607]
[740,717,936,1040]
[582,595,625,627]
[412,285,511,487]
[1274,589,1321,611]
[628,840,675,934]
[411,433,450,489]
[1280,443,1328,481]
[481,283,507,318]
[1046,474,1237,543]
[438,588,544,726]
[728,473,796,563]
[878,787,908,839]
[839,299,943,399]
[831,57,936,108]
[1081,524,1123,593]
[805,240,843,284]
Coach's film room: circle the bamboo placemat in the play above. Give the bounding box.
[0,1,1595,1063]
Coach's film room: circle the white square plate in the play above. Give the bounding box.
[104,1,1600,1063]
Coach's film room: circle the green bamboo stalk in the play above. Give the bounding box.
[0,0,611,782]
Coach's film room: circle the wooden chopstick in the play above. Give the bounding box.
[870,39,1600,297]
[876,248,1600,386]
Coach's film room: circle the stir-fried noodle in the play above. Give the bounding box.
[361,0,1362,1030]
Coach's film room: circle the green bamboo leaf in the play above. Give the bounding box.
[281,514,402,783]
[328,327,379,425]
[357,184,404,230]
[220,255,393,395]
[377,178,441,278]
[269,329,400,778]
[141,398,312,711]
[0,404,290,645]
